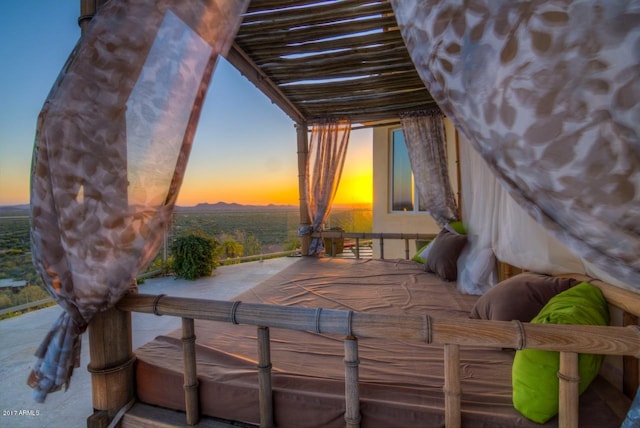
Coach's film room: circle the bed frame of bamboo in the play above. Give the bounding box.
[85,254,640,428]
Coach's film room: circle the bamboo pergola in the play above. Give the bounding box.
[228,0,437,125]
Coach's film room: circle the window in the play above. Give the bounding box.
[390,128,426,212]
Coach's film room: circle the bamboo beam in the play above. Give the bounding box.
[257,326,274,428]
[237,13,398,44]
[556,274,640,317]
[182,318,199,426]
[256,44,409,69]
[283,72,425,100]
[444,344,461,428]
[344,336,361,428]
[117,294,640,357]
[240,0,391,33]
[558,352,580,428]
[225,43,305,124]
[246,30,403,58]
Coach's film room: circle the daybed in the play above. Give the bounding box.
[120,256,635,428]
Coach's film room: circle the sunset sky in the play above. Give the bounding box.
[0,2,373,208]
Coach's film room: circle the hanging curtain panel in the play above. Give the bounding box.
[400,110,459,226]
[28,0,249,401]
[303,120,351,255]
[392,0,640,290]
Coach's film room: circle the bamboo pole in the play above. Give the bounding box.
[558,351,580,428]
[117,294,640,357]
[444,344,461,428]
[296,122,311,255]
[257,326,274,428]
[344,337,361,428]
[87,307,134,428]
[79,0,108,34]
[182,318,199,426]
[623,313,639,398]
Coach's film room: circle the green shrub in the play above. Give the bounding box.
[170,232,218,280]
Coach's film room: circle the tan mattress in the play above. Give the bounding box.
[134,257,626,427]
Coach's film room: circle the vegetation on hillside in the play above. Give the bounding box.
[0,205,372,309]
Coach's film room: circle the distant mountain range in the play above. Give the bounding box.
[0,204,30,215]
[1,201,369,216]
[174,202,297,212]
[0,202,297,216]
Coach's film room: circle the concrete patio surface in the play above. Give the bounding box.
[0,257,300,428]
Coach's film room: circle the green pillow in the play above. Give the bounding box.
[412,240,433,264]
[512,282,610,423]
[447,221,467,235]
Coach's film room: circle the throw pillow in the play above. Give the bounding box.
[512,282,610,423]
[470,273,579,322]
[412,240,433,264]
[424,228,467,281]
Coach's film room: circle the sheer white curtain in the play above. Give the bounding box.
[400,110,458,226]
[28,0,248,401]
[392,0,640,290]
[303,120,351,255]
[457,133,586,294]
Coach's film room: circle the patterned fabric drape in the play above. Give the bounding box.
[392,1,640,290]
[28,0,248,401]
[304,120,351,255]
[400,110,459,226]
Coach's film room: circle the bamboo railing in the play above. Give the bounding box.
[312,231,436,260]
[116,289,640,428]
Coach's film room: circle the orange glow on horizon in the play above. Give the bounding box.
[176,171,373,207]
[175,128,373,208]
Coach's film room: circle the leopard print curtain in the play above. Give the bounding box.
[28,0,248,401]
[392,0,640,290]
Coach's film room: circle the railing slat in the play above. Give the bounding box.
[344,336,361,428]
[182,318,199,426]
[257,326,274,428]
[558,351,580,428]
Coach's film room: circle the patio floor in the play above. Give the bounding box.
[0,256,300,428]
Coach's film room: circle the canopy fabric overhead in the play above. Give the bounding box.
[28,0,248,401]
[392,0,640,290]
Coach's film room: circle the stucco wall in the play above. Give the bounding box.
[371,118,459,259]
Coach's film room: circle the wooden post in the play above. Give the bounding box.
[79,0,108,34]
[558,351,580,428]
[182,318,199,426]
[623,313,639,399]
[355,238,360,259]
[296,121,311,255]
[344,337,361,428]
[444,344,461,428]
[87,306,134,428]
[404,238,409,260]
[257,326,274,428]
